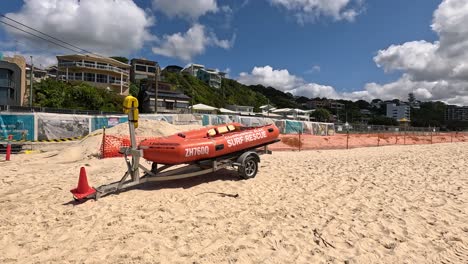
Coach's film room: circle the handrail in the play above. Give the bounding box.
[57,75,129,86]
[58,62,129,74]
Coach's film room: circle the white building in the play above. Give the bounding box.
[386,103,410,120]
[182,64,205,77]
[226,104,254,115]
[182,63,225,89]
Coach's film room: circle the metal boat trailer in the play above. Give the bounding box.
[71,96,278,201]
[89,144,274,200]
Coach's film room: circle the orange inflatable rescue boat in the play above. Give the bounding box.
[139,122,280,165]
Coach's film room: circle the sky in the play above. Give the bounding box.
[1,0,467,105]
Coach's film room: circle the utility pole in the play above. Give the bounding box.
[29,56,33,107]
[267,98,270,117]
[154,64,159,113]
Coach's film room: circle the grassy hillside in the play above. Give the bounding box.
[162,72,269,111]
[248,85,300,109]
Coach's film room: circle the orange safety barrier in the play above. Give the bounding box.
[268,132,468,151]
[100,132,468,158]
[100,135,160,158]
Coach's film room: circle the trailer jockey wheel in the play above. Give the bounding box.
[151,162,158,174]
[239,156,258,179]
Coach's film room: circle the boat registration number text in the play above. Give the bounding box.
[227,130,267,148]
[185,146,210,157]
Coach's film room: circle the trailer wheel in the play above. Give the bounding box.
[239,156,258,179]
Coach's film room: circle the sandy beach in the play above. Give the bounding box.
[1,123,467,263]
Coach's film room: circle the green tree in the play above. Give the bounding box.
[410,101,446,127]
[129,83,139,97]
[33,79,124,112]
[311,108,331,122]
[368,116,399,126]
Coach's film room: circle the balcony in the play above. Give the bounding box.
[58,75,129,87]
[58,62,129,75]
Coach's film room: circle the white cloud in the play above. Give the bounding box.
[238,66,302,91]
[268,0,364,24]
[291,83,339,98]
[305,65,321,74]
[238,65,339,98]
[3,51,56,67]
[238,1,468,105]
[365,0,468,105]
[1,0,155,56]
[152,24,234,62]
[152,0,218,20]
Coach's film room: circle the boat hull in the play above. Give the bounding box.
[139,123,280,165]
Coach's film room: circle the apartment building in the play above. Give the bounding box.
[445,105,468,121]
[56,54,130,95]
[162,65,183,74]
[386,103,411,120]
[182,63,225,89]
[0,55,26,106]
[197,68,222,89]
[182,63,205,77]
[307,99,344,110]
[226,104,254,114]
[137,79,191,113]
[130,58,159,84]
[26,64,48,87]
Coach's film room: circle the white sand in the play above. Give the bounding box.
[0,125,467,263]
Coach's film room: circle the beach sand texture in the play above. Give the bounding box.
[0,123,467,263]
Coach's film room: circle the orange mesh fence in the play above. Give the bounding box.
[268,132,468,151]
[100,135,161,158]
[100,132,468,158]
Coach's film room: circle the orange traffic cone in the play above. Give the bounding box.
[70,167,96,200]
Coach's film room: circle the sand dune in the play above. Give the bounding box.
[1,138,467,263]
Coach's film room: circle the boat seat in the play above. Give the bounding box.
[217,126,229,134]
[227,125,236,132]
[207,128,217,137]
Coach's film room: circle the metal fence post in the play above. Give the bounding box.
[430,130,433,144]
[404,127,406,145]
[5,135,12,161]
[346,129,349,149]
[100,126,106,159]
[298,132,301,152]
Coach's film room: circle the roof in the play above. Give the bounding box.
[189,103,218,111]
[273,108,314,113]
[219,108,237,113]
[130,58,157,64]
[56,53,130,68]
[144,91,190,100]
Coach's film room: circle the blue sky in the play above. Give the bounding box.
[1,0,468,105]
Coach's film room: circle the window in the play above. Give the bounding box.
[75,72,83,80]
[84,72,95,82]
[165,102,174,110]
[59,59,72,64]
[97,74,107,83]
[176,102,189,108]
[97,62,107,70]
[135,65,146,72]
[9,88,15,100]
[147,66,156,73]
